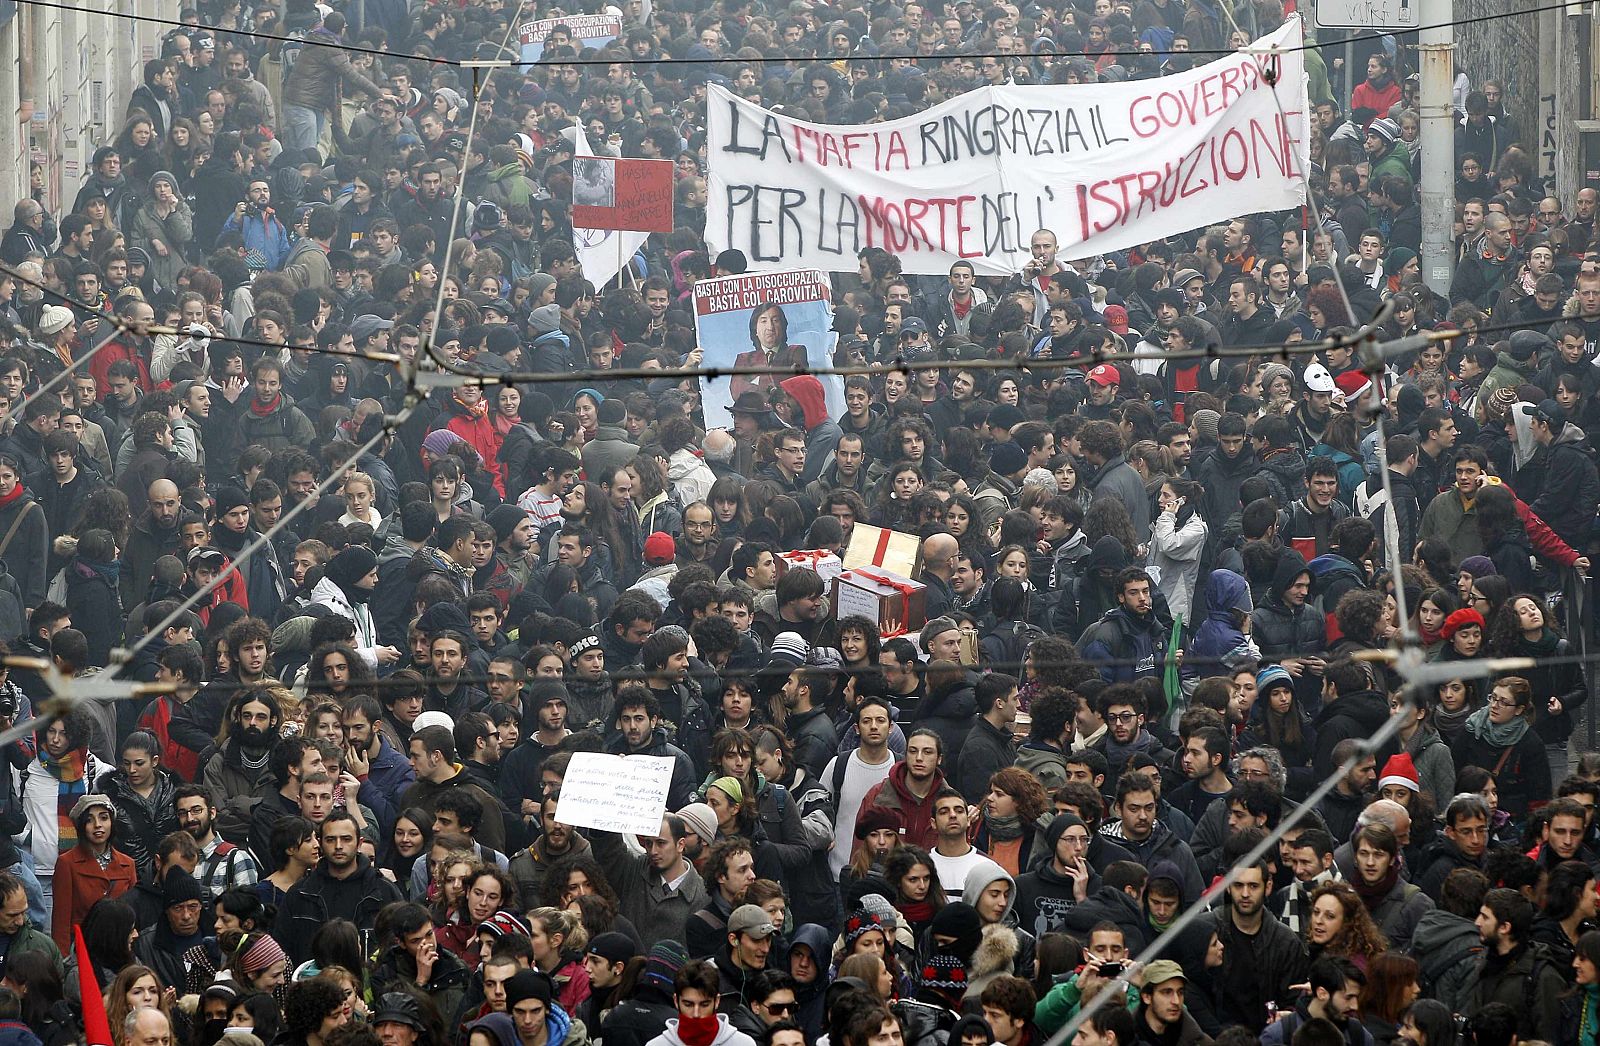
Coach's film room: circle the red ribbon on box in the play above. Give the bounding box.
[872,529,892,564]
[856,567,920,635]
[781,550,829,569]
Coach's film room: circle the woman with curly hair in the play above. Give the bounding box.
[1307,881,1388,969]
[541,852,644,947]
[971,767,1050,875]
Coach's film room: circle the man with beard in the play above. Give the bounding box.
[248,736,326,868]
[1078,572,1171,687]
[1099,772,1202,903]
[279,811,401,962]
[1471,888,1565,1040]
[498,680,573,820]
[603,685,697,811]
[1258,957,1370,1046]
[340,694,416,815]
[197,687,281,848]
[485,506,539,594]
[506,796,591,912]
[174,783,259,900]
[1214,860,1309,1032]
[677,502,719,566]
[394,161,456,251]
[427,631,488,721]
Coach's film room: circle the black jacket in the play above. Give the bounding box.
[1451,725,1551,818]
[955,716,1015,803]
[1311,690,1391,780]
[1214,909,1310,1032]
[1062,883,1151,954]
[912,670,980,775]
[63,557,122,667]
[278,856,403,964]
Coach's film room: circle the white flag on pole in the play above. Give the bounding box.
[573,126,650,288]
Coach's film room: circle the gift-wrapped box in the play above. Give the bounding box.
[775,549,844,585]
[842,523,922,577]
[833,567,927,638]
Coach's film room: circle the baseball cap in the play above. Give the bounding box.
[1102,305,1129,334]
[1172,268,1203,289]
[900,316,929,338]
[1141,960,1187,987]
[1086,364,1120,387]
[1302,362,1336,394]
[727,904,778,939]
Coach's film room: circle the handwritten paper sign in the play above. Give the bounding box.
[706,18,1308,274]
[555,752,675,835]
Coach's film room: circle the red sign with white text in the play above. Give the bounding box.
[571,157,675,233]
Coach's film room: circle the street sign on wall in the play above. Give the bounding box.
[1314,0,1419,30]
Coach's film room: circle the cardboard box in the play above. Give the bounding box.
[833,567,927,638]
[843,523,922,577]
[775,549,844,585]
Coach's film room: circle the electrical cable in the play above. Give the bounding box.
[11,0,1578,69]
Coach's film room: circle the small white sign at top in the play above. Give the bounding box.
[1314,0,1419,30]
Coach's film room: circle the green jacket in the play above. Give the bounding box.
[1417,487,1481,561]
[1035,972,1140,1036]
[11,923,62,975]
[1371,146,1411,184]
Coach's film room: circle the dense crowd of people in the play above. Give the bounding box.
[0,3,1593,1046]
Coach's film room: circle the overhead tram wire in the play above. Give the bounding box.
[4,0,1582,71]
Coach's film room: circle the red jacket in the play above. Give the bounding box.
[442,405,506,497]
[51,845,137,950]
[859,761,947,852]
[89,338,153,395]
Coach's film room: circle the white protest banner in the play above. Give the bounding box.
[574,127,650,288]
[706,18,1308,276]
[554,752,676,836]
[518,14,622,62]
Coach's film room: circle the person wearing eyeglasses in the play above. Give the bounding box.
[728,969,799,1039]
[1451,676,1551,820]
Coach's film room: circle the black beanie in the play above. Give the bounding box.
[326,546,378,589]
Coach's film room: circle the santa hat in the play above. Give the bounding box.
[1378,752,1421,793]
[1334,370,1372,404]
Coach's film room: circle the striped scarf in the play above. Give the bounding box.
[39,748,86,855]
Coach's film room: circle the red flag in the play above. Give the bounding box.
[74,925,114,1046]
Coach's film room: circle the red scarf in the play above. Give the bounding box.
[0,484,25,511]
[250,393,282,417]
[899,900,935,924]
[677,1016,721,1046]
[453,394,488,419]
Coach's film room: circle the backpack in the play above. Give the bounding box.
[198,841,242,893]
[982,620,1045,669]
[279,26,311,76]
